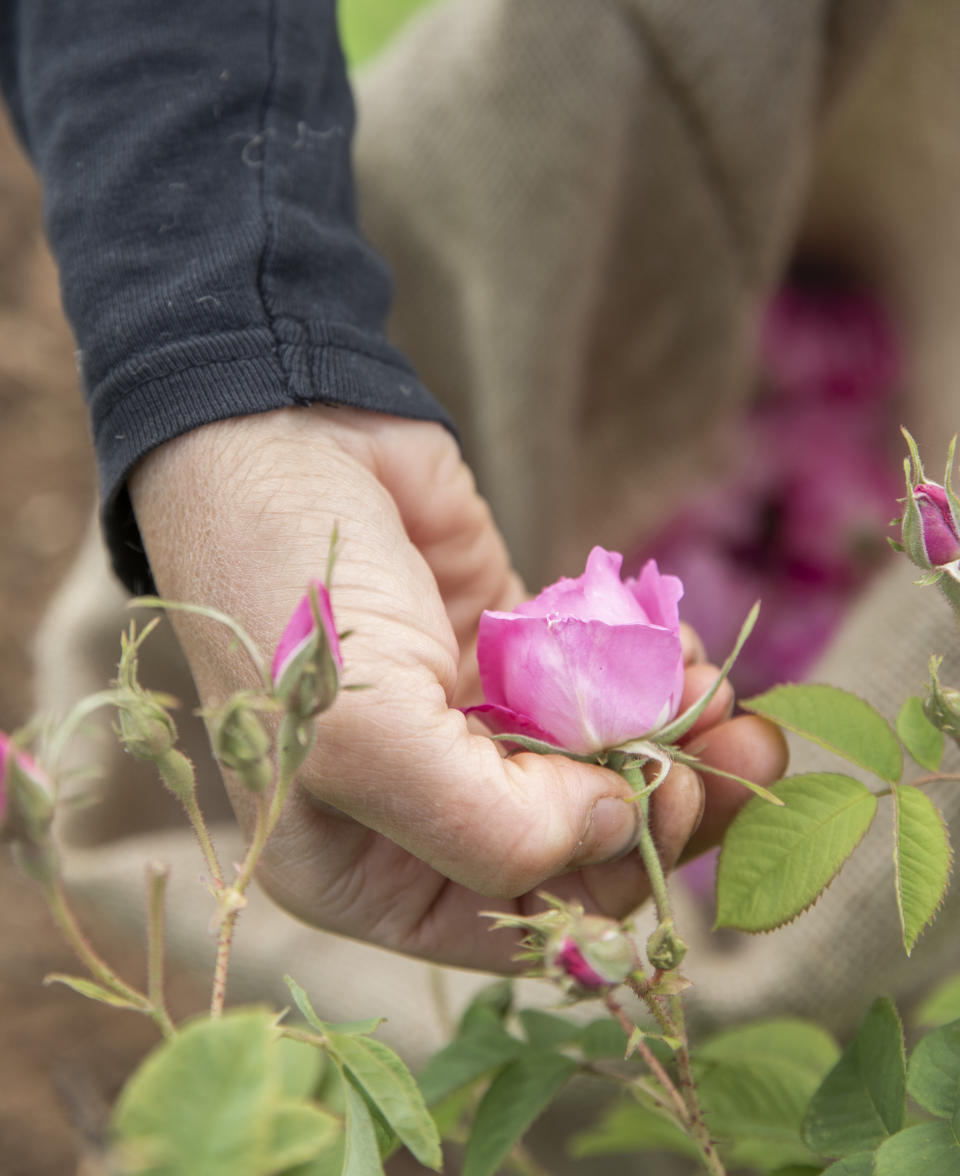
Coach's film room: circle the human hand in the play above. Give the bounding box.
[129,407,786,970]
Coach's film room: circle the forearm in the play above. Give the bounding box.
[0,0,452,592]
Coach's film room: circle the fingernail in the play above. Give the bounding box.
[570,795,640,868]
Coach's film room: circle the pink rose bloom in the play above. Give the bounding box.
[0,731,50,835]
[913,483,960,567]
[468,548,684,756]
[272,579,343,715]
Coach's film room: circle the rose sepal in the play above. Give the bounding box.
[648,600,760,745]
[943,434,960,536]
[670,747,784,805]
[486,732,600,763]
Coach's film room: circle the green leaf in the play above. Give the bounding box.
[338,0,438,69]
[916,974,960,1028]
[577,1019,630,1061]
[111,1009,279,1176]
[458,981,514,1032]
[341,1077,385,1176]
[819,1155,876,1175]
[696,1058,825,1171]
[266,1101,342,1170]
[742,684,902,783]
[570,1098,701,1161]
[874,1121,960,1174]
[716,774,878,932]
[907,1019,960,1118]
[897,697,945,771]
[284,975,384,1038]
[462,1053,578,1176]
[328,1032,441,1170]
[803,998,905,1156]
[696,1018,839,1076]
[276,1036,325,1099]
[416,1018,524,1106]
[43,973,146,1011]
[893,786,953,954]
[517,1009,581,1050]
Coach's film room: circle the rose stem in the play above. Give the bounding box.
[622,763,727,1176]
[603,993,690,1126]
[145,861,176,1038]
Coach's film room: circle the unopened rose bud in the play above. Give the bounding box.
[899,432,960,571]
[925,659,960,748]
[116,696,178,761]
[911,484,960,567]
[646,919,688,971]
[272,579,342,719]
[548,915,635,993]
[0,732,53,846]
[209,698,273,792]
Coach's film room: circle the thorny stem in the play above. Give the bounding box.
[582,1062,684,1125]
[155,753,224,890]
[604,993,689,1127]
[209,714,313,1018]
[210,788,270,1018]
[621,764,727,1176]
[145,862,176,1038]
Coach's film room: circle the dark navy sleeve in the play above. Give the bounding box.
[0,0,454,592]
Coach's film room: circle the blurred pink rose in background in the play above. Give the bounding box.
[467,548,685,755]
[634,280,901,699]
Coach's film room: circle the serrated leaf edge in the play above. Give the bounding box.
[892,785,954,956]
[715,780,879,934]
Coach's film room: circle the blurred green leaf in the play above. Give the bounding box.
[907,1019,960,1118]
[266,1101,342,1171]
[112,1009,279,1176]
[328,1032,441,1170]
[916,973,960,1028]
[893,786,952,954]
[462,1053,578,1176]
[897,696,945,772]
[570,1099,700,1162]
[284,976,383,1037]
[803,998,905,1156]
[43,973,146,1011]
[518,1009,580,1050]
[696,1018,839,1075]
[416,1016,524,1106]
[819,1155,876,1175]
[716,773,877,932]
[696,1057,825,1171]
[743,684,902,782]
[874,1121,960,1174]
[578,1018,630,1061]
[276,1036,325,1099]
[342,1077,385,1176]
[338,0,438,69]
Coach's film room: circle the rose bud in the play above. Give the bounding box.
[548,915,636,993]
[272,579,343,719]
[466,548,684,755]
[924,659,960,748]
[0,732,53,845]
[116,695,179,761]
[209,697,273,793]
[910,483,960,567]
